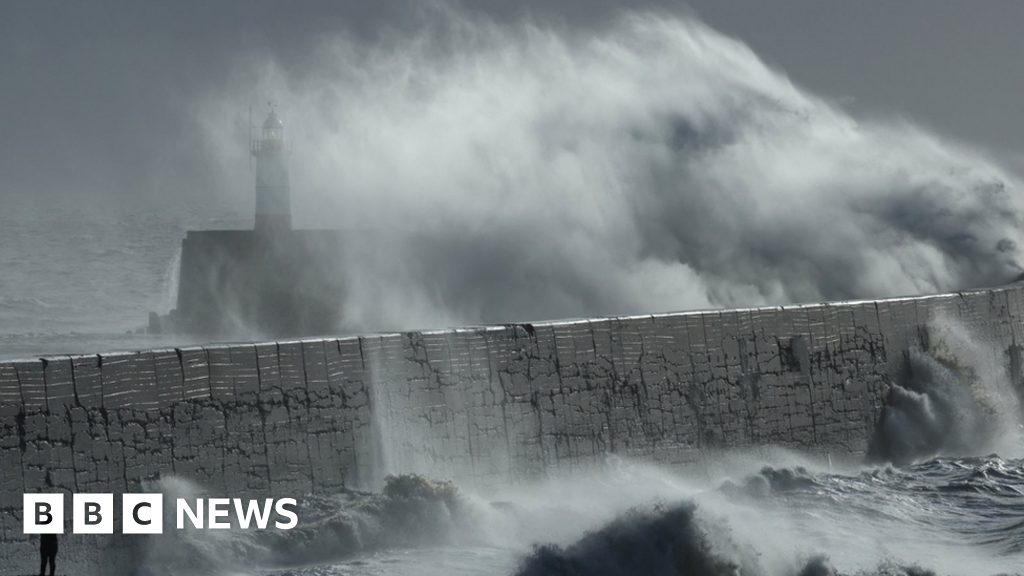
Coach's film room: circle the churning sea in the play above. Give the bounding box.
[136,455,1024,576]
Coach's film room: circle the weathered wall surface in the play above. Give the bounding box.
[2,284,1023,571]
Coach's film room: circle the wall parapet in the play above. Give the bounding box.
[2,286,1020,417]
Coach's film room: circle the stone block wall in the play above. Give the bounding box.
[1,284,1023,571]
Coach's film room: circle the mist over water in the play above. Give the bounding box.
[197,9,1024,333]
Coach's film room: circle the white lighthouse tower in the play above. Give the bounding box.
[251,108,292,231]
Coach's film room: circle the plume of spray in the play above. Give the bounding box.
[131,475,483,575]
[869,314,1024,465]
[159,245,182,314]
[197,7,1024,333]
[130,477,264,576]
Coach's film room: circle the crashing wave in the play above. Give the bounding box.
[134,474,483,575]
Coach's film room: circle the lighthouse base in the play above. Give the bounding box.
[156,229,347,337]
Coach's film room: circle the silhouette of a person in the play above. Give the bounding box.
[39,533,57,576]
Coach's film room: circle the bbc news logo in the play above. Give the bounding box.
[24,494,298,534]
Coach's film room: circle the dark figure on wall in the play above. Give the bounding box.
[39,533,57,576]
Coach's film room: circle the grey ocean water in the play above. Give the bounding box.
[0,200,245,361]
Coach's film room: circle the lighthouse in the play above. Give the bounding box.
[251,108,292,231]
[160,104,347,337]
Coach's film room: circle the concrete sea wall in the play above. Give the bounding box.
[2,284,1023,570]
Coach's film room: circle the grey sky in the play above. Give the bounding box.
[2,0,1024,201]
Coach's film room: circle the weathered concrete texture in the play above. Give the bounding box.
[2,285,1024,571]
